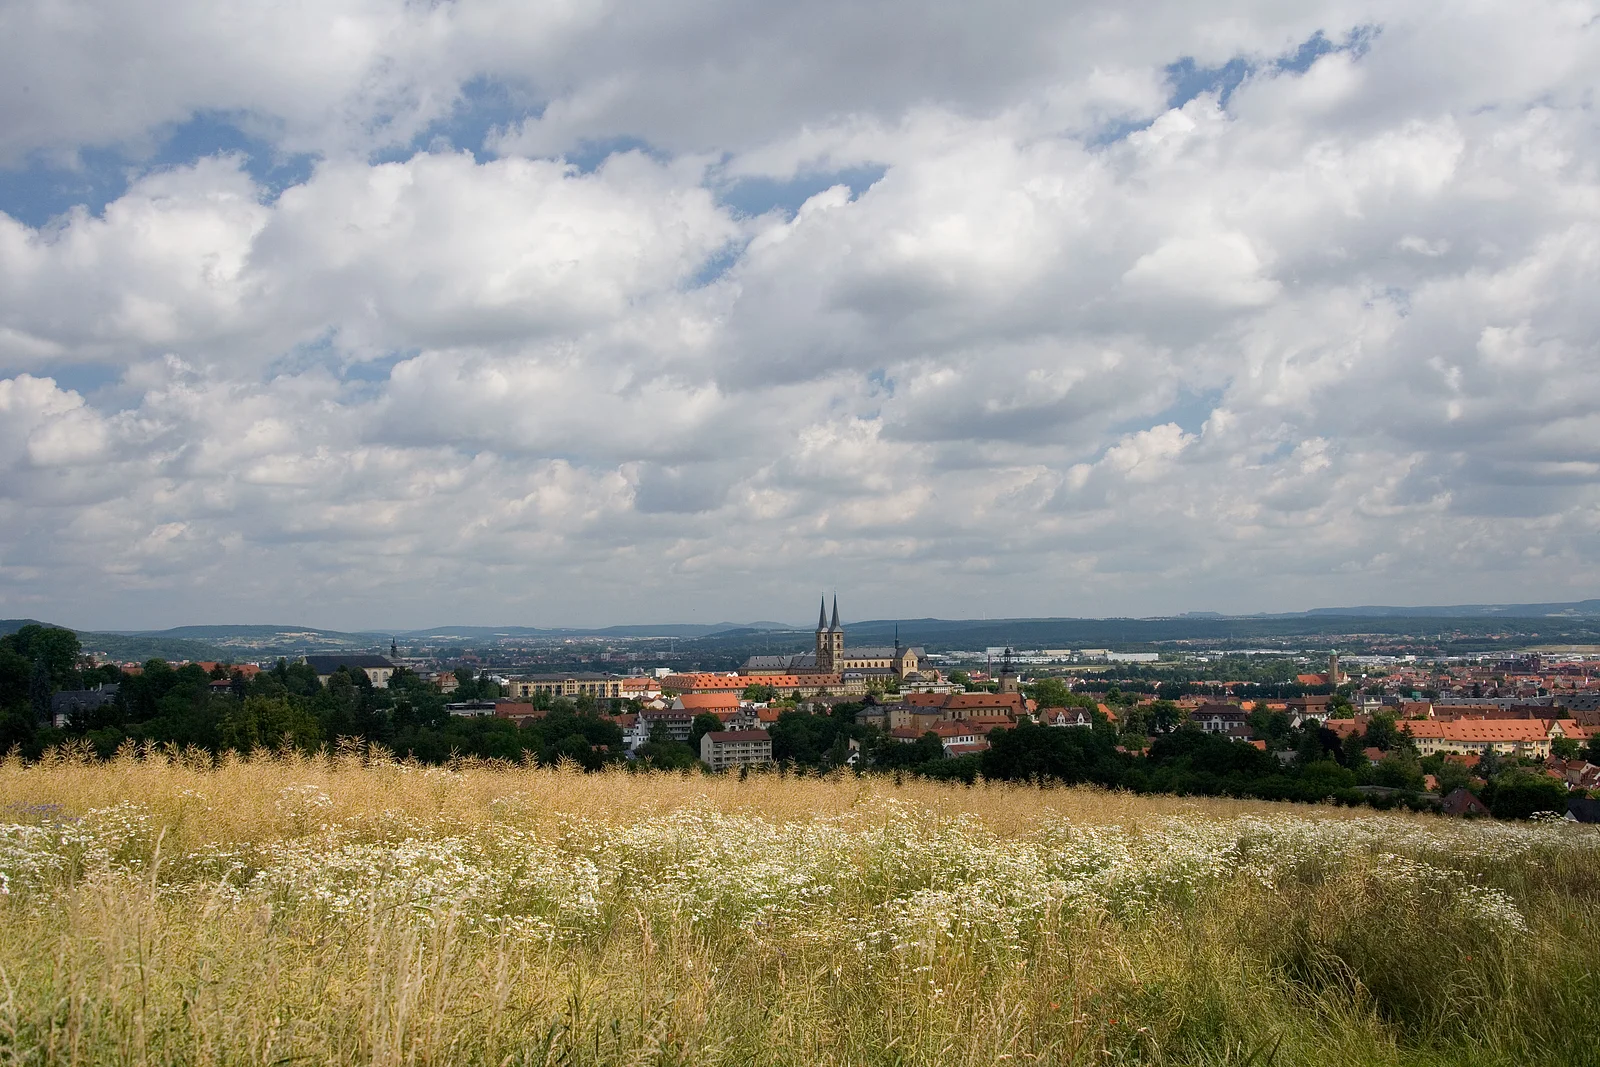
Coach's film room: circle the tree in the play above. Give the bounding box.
[1433,759,1474,797]
[1248,707,1292,747]
[1340,730,1368,768]
[949,671,971,688]
[980,720,1123,787]
[220,696,323,751]
[634,724,697,769]
[1294,724,1334,765]
[0,645,30,712]
[1585,734,1600,765]
[1027,678,1072,708]
[1372,752,1425,791]
[1117,703,1150,740]
[1299,759,1356,798]
[1487,770,1568,820]
[1363,713,1401,751]
[28,658,52,724]
[1145,700,1182,735]
[1549,736,1580,760]
[688,713,724,751]
[769,711,841,765]
[6,625,82,689]
[741,683,777,702]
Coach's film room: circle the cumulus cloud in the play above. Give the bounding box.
[1,0,1598,628]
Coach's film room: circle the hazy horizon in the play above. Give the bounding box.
[13,596,1600,637]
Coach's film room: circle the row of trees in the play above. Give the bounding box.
[1,631,629,767]
[4,625,1586,819]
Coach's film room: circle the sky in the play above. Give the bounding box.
[0,0,1598,631]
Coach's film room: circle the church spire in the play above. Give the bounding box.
[818,595,828,632]
[830,594,840,632]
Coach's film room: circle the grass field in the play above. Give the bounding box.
[1,745,1597,1066]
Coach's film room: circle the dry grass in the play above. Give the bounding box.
[0,745,1596,1067]
[0,742,1452,844]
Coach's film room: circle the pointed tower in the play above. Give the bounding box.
[815,595,831,671]
[827,594,845,672]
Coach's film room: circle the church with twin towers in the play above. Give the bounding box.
[741,595,924,680]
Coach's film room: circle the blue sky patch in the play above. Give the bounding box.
[375,78,534,165]
[687,242,747,288]
[0,111,315,228]
[1110,387,1225,438]
[716,165,886,219]
[0,362,123,401]
[1164,26,1382,113]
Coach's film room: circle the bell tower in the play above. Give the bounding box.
[828,595,844,672]
[815,595,831,671]
[998,647,1019,694]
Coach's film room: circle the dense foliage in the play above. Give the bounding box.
[3,628,625,769]
[5,626,1580,819]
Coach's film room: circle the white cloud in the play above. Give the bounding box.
[2,1,1600,627]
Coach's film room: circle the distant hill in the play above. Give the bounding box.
[113,624,389,649]
[1301,600,1600,618]
[836,614,1600,652]
[2,619,229,662]
[9,597,1597,662]
[400,621,799,639]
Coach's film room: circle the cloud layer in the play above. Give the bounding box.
[1,0,1598,628]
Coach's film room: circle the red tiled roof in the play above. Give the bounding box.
[675,692,741,711]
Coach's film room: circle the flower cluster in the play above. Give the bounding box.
[2,797,1590,949]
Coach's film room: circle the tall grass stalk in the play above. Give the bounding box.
[0,744,1595,1065]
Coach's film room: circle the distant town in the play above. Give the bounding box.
[6,597,1600,822]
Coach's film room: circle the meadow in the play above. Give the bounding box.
[0,745,1596,1066]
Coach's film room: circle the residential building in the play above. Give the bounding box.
[626,708,696,750]
[1284,696,1331,726]
[883,704,954,733]
[1399,718,1592,760]
[501,674,625,700]
[700,729,773,770]
[1441,789,1491,818]
[492,701,546,724]
[49,684,118,728]
[1043,706,1098,728]
[1190,704,1252,739]
[928,721,979,751]
[902,690,1030,720]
